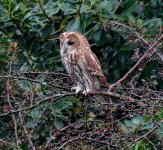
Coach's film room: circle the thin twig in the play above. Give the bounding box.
[109,21,163,63]
[109,34,163,91]
[18,71,69,76]
[0,138,22,150]
[88,91,146,106]
[112,0,123,13]
[19,112,36,150]
[6,46,21,149]
[0,93,73,117]
[122,120,163,150]
[0,75,70,90]
[58,137,85,150]
[86,137,109,145]
[145,137,157,150]
[0,89,146,118]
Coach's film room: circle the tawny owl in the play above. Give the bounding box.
[60,32,108,94]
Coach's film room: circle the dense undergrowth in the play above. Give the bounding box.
[0,0,163,149]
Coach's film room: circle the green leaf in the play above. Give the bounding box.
[22,11,35,21]
[54,121,64,129]
[131,116,144,125]
[93,29,102,42]
[121,0,138,13]
[136,18,143,28]
[55,100,72,111]
[66,18,83,32]
[57,1,78,15]
[12,4,21,13]
[141,123,154,130]
[31,107,41,118]
[45,1,59,16]
[120,123,130,134]
[157,125,163,137]
[119,42,133,51]
[97,0,112,13]
[80,3,90,13]
[124,119,137,128]
[143,18,162,27]
[135,142,140,150]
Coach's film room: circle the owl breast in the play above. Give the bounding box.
[61,48,101,93]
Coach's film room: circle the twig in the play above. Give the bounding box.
[88,91,146,106]
[109,34,163,91]
[0,75,70,90]
[19,112,36,150]
[44,120,104,149]
[109,21,163,63]
[145,137,157,150]
[44,122,78,148]
[122,120,163,150]
[58,137,85,150]
[6,46,21,149]
[18,71,69,76]
[0,88,146,118]
[0,93,73,117]
[86,137,109,145]
[112,0,123,13]
[0,138,22,150]
[156,51,163,63]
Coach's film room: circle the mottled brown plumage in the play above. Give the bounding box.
[60,32,108,94]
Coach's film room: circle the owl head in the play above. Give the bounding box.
[60,32,90,51]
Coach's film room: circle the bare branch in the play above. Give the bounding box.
[122,120,163,150]
[0,75,70,90]
[0,93,73,117]
[109,34,163,90]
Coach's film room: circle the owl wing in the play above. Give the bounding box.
[82,50,108,87]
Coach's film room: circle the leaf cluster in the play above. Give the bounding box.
[0,0,163,149]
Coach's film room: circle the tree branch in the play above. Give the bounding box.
[122,120,163,150]
[0,75,70,90]
[109,34,163,91]
[0,93,73,117]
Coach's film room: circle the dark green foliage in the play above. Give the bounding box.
[0,0,163,149]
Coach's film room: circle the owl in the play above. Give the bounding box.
[60,32,108,94]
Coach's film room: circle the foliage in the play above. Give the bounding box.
[0,0,163,149]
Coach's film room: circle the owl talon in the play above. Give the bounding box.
[71,86,83,94]
[71,87,76,91]
[82,89,92,95]
[82,90,88,95]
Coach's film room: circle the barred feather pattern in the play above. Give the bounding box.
[60,32,108,94]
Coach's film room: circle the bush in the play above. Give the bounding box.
[0,0,162,149]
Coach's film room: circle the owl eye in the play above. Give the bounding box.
[67,40,74,45]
